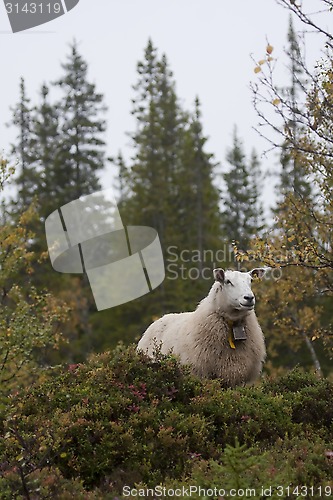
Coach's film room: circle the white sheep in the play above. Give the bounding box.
[137,268,267,387]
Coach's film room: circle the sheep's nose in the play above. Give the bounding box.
[244,295,254,304]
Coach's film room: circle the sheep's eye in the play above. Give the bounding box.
[225,280,233,286]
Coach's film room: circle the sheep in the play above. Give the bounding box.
[137,268,267,387]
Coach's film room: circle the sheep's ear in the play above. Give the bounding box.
[249,268,266,280]
[213,268,225,283]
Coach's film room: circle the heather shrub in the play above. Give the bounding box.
[189,384,295,447]
[1,345,332,498]
[262,368,333,438]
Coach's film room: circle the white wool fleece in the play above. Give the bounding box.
[137,268,267,387]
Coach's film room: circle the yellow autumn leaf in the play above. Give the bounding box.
[254,66,261,74]
[258,59,266,65]
[266,44,274,54]
[272,98,281,106]
[60,452,67,458]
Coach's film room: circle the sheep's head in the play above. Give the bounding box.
[212,268,267,319]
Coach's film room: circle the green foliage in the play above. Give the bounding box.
[54,39,106,202]
[151,445,272,500]
[1,346,333,498]
[0,159,69,393]
[221,129,265,250]
[0,156,15,192]
[262,367,333,431]
[245,13,333,374]
[9,42,107,214]
[122,40,221,258]
[8,77,38,212]
[30,83,62,221]
[0,285,65,386]
[6,42,108,365]
[277,16,312,201]
[244,266,332,376]
[160,435,332,500]
[96,41,224,351]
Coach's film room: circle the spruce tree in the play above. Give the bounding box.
[9,77,37,211]
[125,40,186,247]
[124,41,222,265]
[113,152,129,210]
[94,40,223,349]
[247,149,265,236]
[9,45,108,361]
[278,16,312,200]
[179,97,221,268]
[32,83,61,220]
[221,129,265,250]
[54,40,106,203]
[126,43,221,255]
[51,42,108,353]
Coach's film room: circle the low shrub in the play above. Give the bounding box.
[262,368,333,438]
[1,345,332,498]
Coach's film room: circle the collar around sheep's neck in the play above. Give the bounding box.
[223,317,247,349]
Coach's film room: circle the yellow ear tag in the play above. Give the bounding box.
[228,331,236,349]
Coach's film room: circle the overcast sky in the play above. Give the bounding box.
[0,0,330,208]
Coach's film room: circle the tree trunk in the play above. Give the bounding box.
[301,331,323,378]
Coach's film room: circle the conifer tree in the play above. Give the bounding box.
[112,152,130,211]
[125,40,186,249]
[278,16,312,200]
[118,40,188,318]
[248,149,265,236]
[8,45,108,362]
[248,4,333,371]
[179,97,221,268]
[125,42,221,256]
[9,77,37,211]
[221,129,265,250]
[31,83,61,220]
[54,40,106,203]
[94,40,223,349]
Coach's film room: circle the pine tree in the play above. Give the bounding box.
[126,42,221,255]
[54,40,107,203]
[179,97,221,269]
[10,43,107,215]
[247,149,265,236]
[49,42,108,354]
[93,40,224,350]
[278,16,312,200]
[8,45,108,363]
[221,129,265,250]
[124,40,187,247]
[9,77,38,211]
[112,152,129,210]
[32,83,61,220]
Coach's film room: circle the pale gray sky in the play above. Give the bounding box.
[0,0,329,208]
